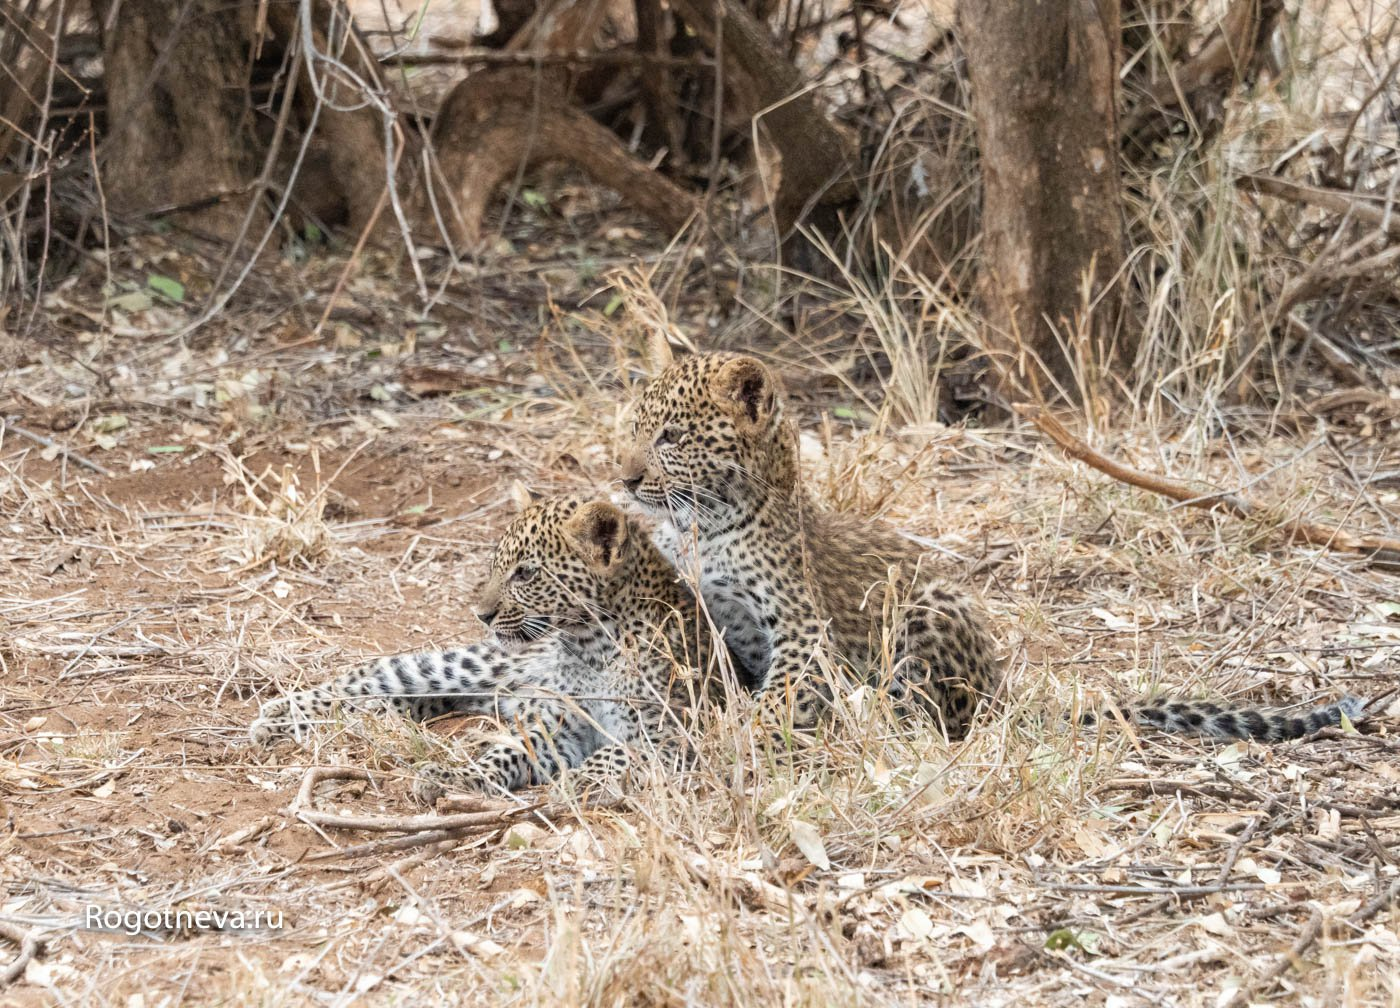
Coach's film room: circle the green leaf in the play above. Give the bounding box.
[304,222,323,244]
[497,339,514,353]
[146,445,186,454]
[520,189,548,210]
[147,274,185,302]
[1044,928,1083,952]
[832,405,857,420]
[603,294,624,317]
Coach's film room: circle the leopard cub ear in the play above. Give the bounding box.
[508,481,539,512]
[564,500,629,574]
[646,327,676,374]
[711,356,777,428]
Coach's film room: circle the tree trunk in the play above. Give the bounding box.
[959,0,1128,402]
[96,0,389,244]
[98,0,262,240]
[667,0,858,260]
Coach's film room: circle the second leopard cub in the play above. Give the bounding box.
[623,349,1002,734]
[622,349,1364,743]
[250,493,714,803]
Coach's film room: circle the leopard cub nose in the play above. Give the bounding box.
[475,607,497,627]
[622,473,642,493]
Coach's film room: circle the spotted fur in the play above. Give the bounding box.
[1082,694,1366,742]
[622,351,1001,735]
[250,494,714,803]
[622,350,1365,743]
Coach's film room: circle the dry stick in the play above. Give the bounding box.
[289,766,537,862]
[307,827,478,861]
[0,921,38,986]
[1,417,116,478]
[1018,407,1400,569]
[1223,877,1400,1008]
[291,765,372,813]
[299,804,537,836]
[382,50,711,69]
[1239,174,1400,240]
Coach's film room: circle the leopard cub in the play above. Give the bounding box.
[623,348,1002,735]
[250,493,715,803]
[622,347,1365,744]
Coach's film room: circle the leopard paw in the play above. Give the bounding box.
[411,761,489,807]
[550,748,630,805]
[249,697,300,746]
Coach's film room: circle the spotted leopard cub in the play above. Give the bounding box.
[623,348,1001,735]
[622,348,1365,743]
[250,494,713,803]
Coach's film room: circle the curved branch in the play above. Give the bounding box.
[1019,405,1400,569]
[0,922,39,986]
[424,67,699,247]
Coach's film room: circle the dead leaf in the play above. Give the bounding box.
[899,907,933,941]
[402,365,470,397]
[790,819,831,871]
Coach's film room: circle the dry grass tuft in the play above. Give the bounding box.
[210,444,340,569]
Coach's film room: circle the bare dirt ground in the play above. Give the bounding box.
[2,241,1399,1007]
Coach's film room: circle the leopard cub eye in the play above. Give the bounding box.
[655,427,686,448]
[511,565,538,584]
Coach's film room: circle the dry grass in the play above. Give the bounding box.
[2,307,1397,1004]
[2,0,1399,1005]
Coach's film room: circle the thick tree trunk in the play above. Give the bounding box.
[264,1,393,239]
[959,0,1128,401]
[97,0,389,243]
[98,0,261,240]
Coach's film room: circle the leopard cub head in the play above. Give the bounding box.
[475,494,632,645]
[622,351,796,525]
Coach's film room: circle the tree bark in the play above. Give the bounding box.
[959,0,1128,402]
[98,0,262,240]
[667,0,858,257]
[96,0,389,243]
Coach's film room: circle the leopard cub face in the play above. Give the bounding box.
[477,495,632,645]
[622,353,789,524]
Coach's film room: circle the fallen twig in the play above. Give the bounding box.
[381,49,712,70]
[0,921,38,986]
[307,827,479,861]
[1018,406,1400,569]
[1,417,116,478]
[291,765,533,835]
[299,803,535,836]
[286,766,622,862]
[290,765,372,812]
[1240,174,1400,240]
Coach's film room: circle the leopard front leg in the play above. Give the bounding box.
[250,648,503,745]
[757,618,837,733]
[411,702,596,805]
